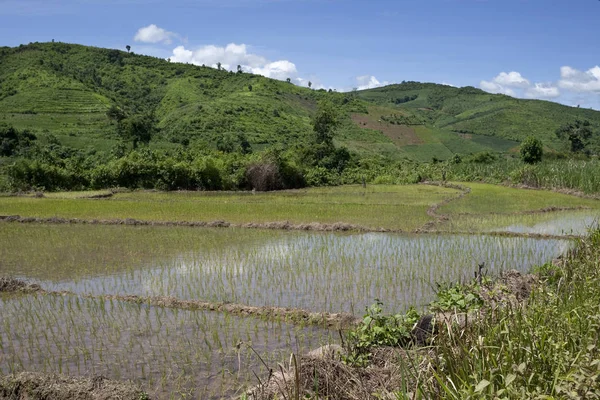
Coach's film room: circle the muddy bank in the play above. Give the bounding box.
[1,214,581,240]
[0,372,147,400]
[91,294,359,329]
[0,215,391,234]
[0,277,40,293]
[0,279,358,329]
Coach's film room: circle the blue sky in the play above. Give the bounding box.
[1,0,599,108]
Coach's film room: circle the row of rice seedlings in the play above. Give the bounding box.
[0,293,334,399]
[0,223,572,315]
[436,209,599,236]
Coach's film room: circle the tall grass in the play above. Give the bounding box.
[447,158,600,194]
[417,229,600,398]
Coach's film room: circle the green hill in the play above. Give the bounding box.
[357,82,600,156]
[1,42,599,162]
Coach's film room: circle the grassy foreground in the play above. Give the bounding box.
[1,183,598,232]
[417,230,600,399]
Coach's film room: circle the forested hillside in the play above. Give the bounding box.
[1,42,600,192]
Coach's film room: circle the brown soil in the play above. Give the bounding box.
[0,213,581,240]
[246,346,434,400]
[0,372,147,400]
[0,277,40,293]
[350,113,423,146]
[0,215,390,234]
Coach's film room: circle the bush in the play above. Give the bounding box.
[520,136,543,164]
[245,162,283,191]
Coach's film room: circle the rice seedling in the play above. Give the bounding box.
[0,184,458,231]
[437,209,600,236]
[0,293,334,399]
[0,223,572,314]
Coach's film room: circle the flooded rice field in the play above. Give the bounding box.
[0,210,592,398]
[0,224,570,313]
[0,293,332,398]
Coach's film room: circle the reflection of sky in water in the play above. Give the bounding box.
[498,213,599,236]
[27,231,572,314]
[0,294,334,399]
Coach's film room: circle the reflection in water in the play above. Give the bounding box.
[0,224,571,313]
[0,294,333,399]
[500,212,599,236]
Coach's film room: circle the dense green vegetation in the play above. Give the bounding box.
[1,42,600,194]
[358,82,600,151]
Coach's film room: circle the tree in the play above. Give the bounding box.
[125,45,131,53]
[286,78,291,84]
[520,136,543,164]
[119,114,155,149]
[106,105,127,123]
[237,65,242,74]
[312,100,339,146]
[556,120,593,153]
[308,81,312,89]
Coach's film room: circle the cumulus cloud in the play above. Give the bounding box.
[492,71,530,88]
[479,80,516,96]
[558,66,600,93]
[354,75,391,90]
[525,83,560,99]
[478,66,599,108]
[355,75,381,90]
[134,24,177,44]
[170,43,300,81]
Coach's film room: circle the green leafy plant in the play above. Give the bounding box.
[430,283,484,313]
[343,300,420,367]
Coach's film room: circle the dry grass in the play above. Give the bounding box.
[0,372,148,400]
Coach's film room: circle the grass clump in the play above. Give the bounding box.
[416,229,600,398]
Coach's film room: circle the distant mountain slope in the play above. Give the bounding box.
[1,43,599,161]
[357,82,600,151]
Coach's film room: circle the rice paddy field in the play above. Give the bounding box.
[1,183,599,398]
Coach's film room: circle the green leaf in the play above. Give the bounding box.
[505,373,516,386]
[475,379,490,393]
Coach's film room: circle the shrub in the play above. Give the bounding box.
[245,161,283,191]
[520,136,543,164]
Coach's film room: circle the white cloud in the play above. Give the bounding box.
[251,60,298,81]
[134,24,177,44]
[480,71,530,97]
[355,75,380,90]
[170,43,301,81]
[479,80,516,96]
[558,66,600,93]
[355,75,390,90]
[492,71,530,88]
[525,83,560,99]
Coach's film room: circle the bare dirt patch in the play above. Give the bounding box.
[351,113,423,146]
[0,372,147,400]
